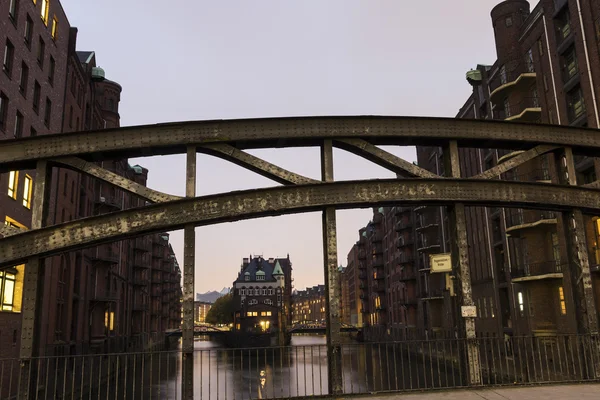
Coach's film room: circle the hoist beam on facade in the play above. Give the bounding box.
[1,117,599,171]
[2,179,600,269]
[199,143,319,185]
[471,145,560,180]
[54,157,181,203]
[335,138,439,178]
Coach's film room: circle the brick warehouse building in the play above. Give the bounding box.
[342,0,600,341]
[0,0,181,366]
[292,285,326,324]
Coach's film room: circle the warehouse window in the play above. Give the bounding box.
[22,175,32,208]
[8,171,18,199]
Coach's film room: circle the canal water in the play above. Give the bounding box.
[141,334,465,400]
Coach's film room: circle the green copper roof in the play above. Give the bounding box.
[256,270,265,275]
[272,260,284,275]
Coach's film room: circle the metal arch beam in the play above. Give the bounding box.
[335,138,439,178]
[1,179,600,268]
[54,157,181,203]
[471,145,560,180]
[1,116,600,171]
[198,143,319,185]
[0,225,22,238]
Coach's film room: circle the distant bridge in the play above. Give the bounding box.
[167,325,228,338]
[288,324,360,334]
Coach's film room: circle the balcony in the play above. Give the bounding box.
[398,269,417,281]
[397,253,415,264]
[401,297,418,306]
[421,287,445,300]
[505,209,557,236]
[396,220,412,231]
[494,97,542,123]
[132,303,148,312]
[92,290,119,302]
[372,245,384,255]
[397,237,414,247]
[133,238,150,252]
[94,195,122,212]
[90,247,119,265]
[358,272,368,280]
[373,280,385,292]
[417,241,441,253]
[415,222,439,232]
[132,278,147,286]
[371,232,383,242]
[133,255,150,269]
[357,262,366,270]
[414,205,428,213]
[489,60,536,103]
[372,257,384,267]
[357,250,366,260]
[511,261,564,282]
[395,206,412,215]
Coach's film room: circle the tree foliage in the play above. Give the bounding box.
[205,294,234,325]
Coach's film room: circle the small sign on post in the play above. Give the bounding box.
[430,253,452,273]
[461,306,477,318]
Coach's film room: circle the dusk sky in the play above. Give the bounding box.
[60,0,502,293]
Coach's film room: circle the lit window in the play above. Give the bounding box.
[266,311,272,316]
[41,0,49,25]
[558,287,567,315]
[104,310,115,331]
[8,171,18,199]
[51,16,58,39]
[517,291,524,316]
[23,175,32,208]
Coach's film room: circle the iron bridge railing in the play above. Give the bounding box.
[1,334,599,399]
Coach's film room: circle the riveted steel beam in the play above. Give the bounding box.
[54,157,181,203]
[582,180,600,189]
[19,161,51,399]
[321,140,343,395]
[445,140,481,385]
[0,224,22,238]
[335,138,439,178]
[182,146,196,400]
[1,179,600,268]
[471,145,559,180]
[199,143,319,185]
[1,117,599,171]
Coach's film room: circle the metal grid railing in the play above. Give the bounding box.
[1,335,599,399]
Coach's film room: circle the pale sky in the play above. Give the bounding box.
[60,0,504,293]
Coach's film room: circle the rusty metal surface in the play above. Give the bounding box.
[445,141,481,385]
[320,141,343,395]
[335,138,439,178]
[1,117,599,171]
[55,157,181,203]
[0,224,22,237]
[471,145,559,180]
[199,143,319,185]
[1,179,599,269]
[182,147,196,399]
[561,147,599,337]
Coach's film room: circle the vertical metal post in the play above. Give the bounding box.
[19,161,51,399]
[182,146,196,399]
[320,140,343,395]
[560,148,599,335]
[444,141,482,385]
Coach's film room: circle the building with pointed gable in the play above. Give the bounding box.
[232,256,292,334]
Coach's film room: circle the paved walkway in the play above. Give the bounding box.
[339,383,600,399]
